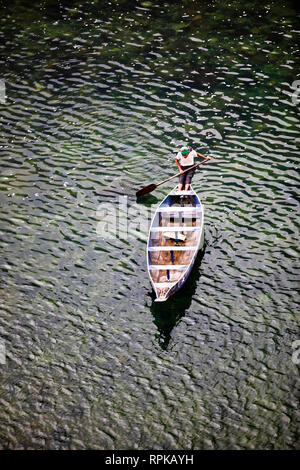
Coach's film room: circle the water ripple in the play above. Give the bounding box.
[0,0,299,451]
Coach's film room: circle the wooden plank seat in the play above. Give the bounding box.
[157,206,201,213]
[150,226,202,232]
[148,246,198,251]
[149,264,188,270]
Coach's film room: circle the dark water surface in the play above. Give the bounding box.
[0,0,299,449]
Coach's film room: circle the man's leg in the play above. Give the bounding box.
[184,168,194,191]
[177,171,185,191]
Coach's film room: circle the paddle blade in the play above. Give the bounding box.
[136,183,157,198]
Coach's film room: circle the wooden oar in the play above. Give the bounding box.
[136,157,212,198]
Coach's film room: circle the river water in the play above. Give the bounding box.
[0,0,299,450]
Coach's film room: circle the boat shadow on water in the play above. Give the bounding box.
[149,246,206,350]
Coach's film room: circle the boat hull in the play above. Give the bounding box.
[147,186,204,302]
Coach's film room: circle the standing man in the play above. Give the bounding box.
[175,146,211,191]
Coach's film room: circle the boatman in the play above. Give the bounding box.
[175,146,211,191]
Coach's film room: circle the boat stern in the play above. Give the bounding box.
[154,285,172,302]
[154,296,168,302]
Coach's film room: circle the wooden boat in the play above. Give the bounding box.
[147,185,204,302]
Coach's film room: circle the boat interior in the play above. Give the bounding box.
[148,191,203,299]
